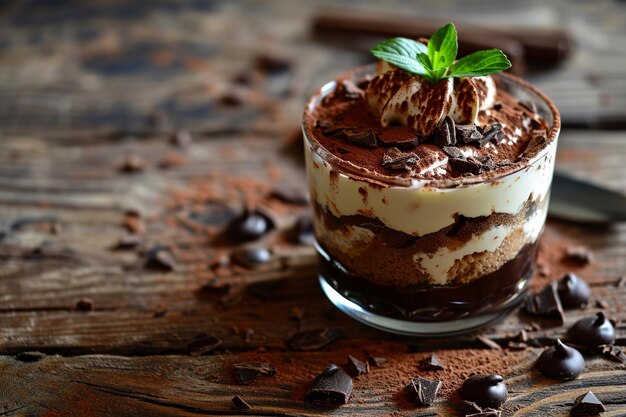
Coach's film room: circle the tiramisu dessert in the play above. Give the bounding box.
[302,23,560,335]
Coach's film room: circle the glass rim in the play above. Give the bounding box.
[302,64,561,189]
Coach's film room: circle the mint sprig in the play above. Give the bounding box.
[370,23,511,84]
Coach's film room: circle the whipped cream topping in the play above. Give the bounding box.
[365,63,497,136]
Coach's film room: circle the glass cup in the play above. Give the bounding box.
[302,65,560,336]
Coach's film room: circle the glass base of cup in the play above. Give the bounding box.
[319,274,526,336]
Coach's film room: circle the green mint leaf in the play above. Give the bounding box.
[427,22,458,70]
[416,53,432,70]
[371,37,428,76]
[449,49,512,77]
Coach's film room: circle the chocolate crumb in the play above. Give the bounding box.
[145,245,177,272]
[419,354,445,371]
[476,335,502,351]
[382,147,419,171]
[342,128,378,148]
[115,233,142,250]
[187,333,222,356]
[75,298,94,311]
[232,395,251,410]
[571,391,606,417]
[523,282,564,323]
[406,376,442,406]
[119,155,146,173]
[347,355,370,376]
[305,364,353,405]
[564,246,593,265]
[493,103,503,111]
[287,328,343,351]
[233,362,276,385]
[368,356,387,367]
[597,344,626,363]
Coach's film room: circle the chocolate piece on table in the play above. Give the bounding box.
[407,376,442,406]
[119,155,146,173]
[382,147,419,171]
[233,362,277,385]
[232,395,252,410]
[269,188,309,205]
[571,391,606,417]
[75,298,94,311]
[342,128,378,148]
[458,374,507,410]
[254,54,291,75]
[376,127,420,149]
[523,282,564,323]
[15,351,46,363]
[564,246,593,264]
[187,333,222,356]
[225,209,274,243]
[567,312,616,348]
[230,246,272,268]
[455,124,483,144]
[536,339,585,380]
[595,299,609,309]
[287,328,344,351]
[305,364,353,405]
[368,356,387,366]
[557,272,591,309]
[597,344,626,363]
[347,355,370,376]
[476,335,502,351]
[442,146,464,159]
[145,245,177,271]
[419,354,445,371]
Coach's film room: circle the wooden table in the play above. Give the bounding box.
[0,1,625,416]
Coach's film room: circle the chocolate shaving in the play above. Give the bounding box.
[449,155,494,175]
[523,282,564,323]
[523,130,548,156]
[442,146,464,159]
[482,123,504,145]
[368,356,387,367]
[435,116,456,147]
[187,333,222,356]
[406,376,442,406]
[476,335,502,351]
[342,128,378,148]
[145,245,177,271]
[287,328,343,351]
[564,246,593,265]
[376,127,420,149]
[571,391,606,417]
[597,344,626,363]
[455,124,483,144]
[419,354,445,371]
[305,364,353,405]
[233,362,276,385]
[382,147,419,171]
[347,355,370,376]
[232,395,252,410]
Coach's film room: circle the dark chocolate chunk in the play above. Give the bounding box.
[567,312,616,348]
[75,298,94,311]
[476,335,502,351]
[119,155,146,173]
[305,364,353,405]
[419,354,445,371]
[493,103,503,111]
[557,272,591,309]
[187,333,222,356]
[442,146,464,159]
[571,391,606,417]
[523,282,564,323]
[233,362,277,385]
[342,128,378,148]
[254,54,291,75]
[482,123,504,145]
[115,233,142,250]
[377,127,420,149]
[269,188,308,205]
[225,209,274,243]
[477,155,496,170]
[455,124,483,144]
[15,351,46,363]
[536,339,585,380]
[368,356,387,367]
[382,147,419,171]
[458,375,507,409]
[347,355,369,376]
[230,246,271,268]
[449,157,487,175]
[287,328,343,351]
[406,376,442,406]
[522,130,548,156]
[293,214,315,246]
[597,344,626,363]
[232,395,252,410]
[169,129,192,149]
[145,245,177,271]
[435,116,456,147]
[565,246,594,265]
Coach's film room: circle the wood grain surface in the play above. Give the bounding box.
[0,1,625,416]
